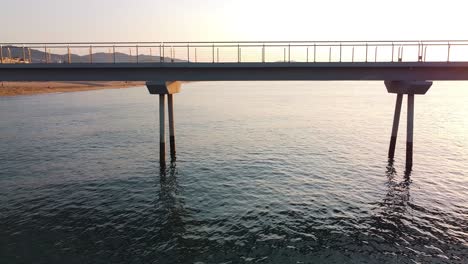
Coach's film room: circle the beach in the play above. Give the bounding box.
[0,81,144,96]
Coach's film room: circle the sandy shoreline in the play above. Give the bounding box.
[0,81,145,97]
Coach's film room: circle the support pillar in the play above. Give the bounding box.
[168,94,176,161]
[146,81,182,166]
[406,94,414,171]
[159,94,166,166]
[385,80,432,171]
[388,93,403,160]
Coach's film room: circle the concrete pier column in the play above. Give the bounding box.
[388,93,403,160]
[406,94,414,171]
[168,94,176,161]
[159,94,166,166]
[385,80,432,171]
[146,81,182,166]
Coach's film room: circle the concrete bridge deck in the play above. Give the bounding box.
[1,62,468,81]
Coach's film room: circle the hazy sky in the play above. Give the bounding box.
[2,0,467,42]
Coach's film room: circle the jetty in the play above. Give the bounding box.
[2,40,468,170]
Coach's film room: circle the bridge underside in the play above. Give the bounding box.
[1,62,468,82]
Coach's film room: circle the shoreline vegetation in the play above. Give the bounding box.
[0,81,145,97]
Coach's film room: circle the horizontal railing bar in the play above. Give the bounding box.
[5,43,468,49]
[2,40,468,46]
[3,45,468,50]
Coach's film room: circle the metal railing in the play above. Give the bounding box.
[1,40,468,64]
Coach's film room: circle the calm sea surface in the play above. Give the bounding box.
[1,82,467,263]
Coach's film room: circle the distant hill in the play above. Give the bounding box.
[0,45,185,63]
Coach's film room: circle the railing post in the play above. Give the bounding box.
[171,46,174,63]
[90,45,93,63]
[352,46,354,63]
[329,46,331,62]
[314,43,316,63]
[418,42,421,61]
[187,43,190,63]
[339,43,342,62]
[375,46,378,62]
[283,47,286,62]
[397,46,400,62]
[420,42,424,62]
[113,45,116,63]
[160,43,163,63]
[365,43,368,62]
[424,46,427,62]
[447,42,451,62]
[28,48,32,63]
[44,45,47,63]
[392,42,394,62]
[68,45,71,64]
[262,43,265,63]
[239,46,242,63]
[237,44,240,63]
[195,48,198,63]
[1,45,3,64]
[212,43,215,63]
[136,45,139,64]
[421,43,424,62]
[288,43,291,63]
[162,43,165,63]
[217,48,219,63]
[306,47,309,63]
[22,45,26,63]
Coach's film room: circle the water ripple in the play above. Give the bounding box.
[1,83,468,263]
